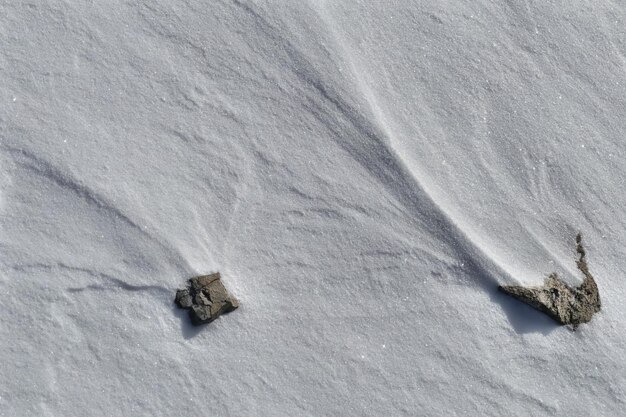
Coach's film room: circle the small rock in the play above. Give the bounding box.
[499,233,601,327]
[175,289,193,309]
[175,272,238,325]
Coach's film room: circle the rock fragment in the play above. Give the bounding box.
[174,288,193,309]
[175,272,238,325]
[498,233,601,327]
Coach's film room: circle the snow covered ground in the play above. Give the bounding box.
[2,1,626,415]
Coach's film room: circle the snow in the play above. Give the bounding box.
[1,1,626,416]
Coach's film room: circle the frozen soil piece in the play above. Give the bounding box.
[175,273,239,325]
[499,233,601,327]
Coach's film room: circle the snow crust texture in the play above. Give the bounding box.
[1,1,626,416]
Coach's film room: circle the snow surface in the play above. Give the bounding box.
[2,1,626,416]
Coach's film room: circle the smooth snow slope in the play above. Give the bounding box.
[1,1,626,416]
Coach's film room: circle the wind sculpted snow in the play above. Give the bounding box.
[1,1,626,416]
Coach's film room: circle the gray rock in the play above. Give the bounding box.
[175,272,239,325]
[499,233,601,327]
[174,289,193,309]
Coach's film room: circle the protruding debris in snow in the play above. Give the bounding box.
[175,273,239,325]
[498,233,601,327]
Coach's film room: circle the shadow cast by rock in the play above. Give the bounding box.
[460,259,560,335]
[489,287,560,335]
[172,305,213,339]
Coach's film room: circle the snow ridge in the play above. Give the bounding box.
[309,5,516,289]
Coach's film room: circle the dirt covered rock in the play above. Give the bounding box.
[175,273,239,325]
[499,233,601,328]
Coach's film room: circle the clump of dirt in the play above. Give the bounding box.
[499,233,601,327]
